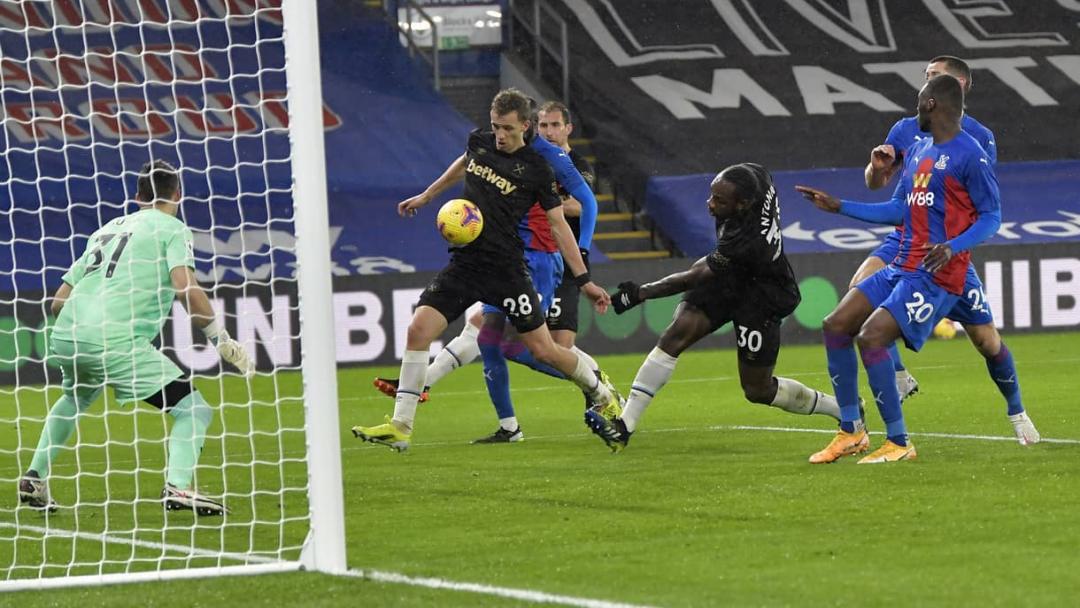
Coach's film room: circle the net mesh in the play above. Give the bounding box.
[0,0,311,581]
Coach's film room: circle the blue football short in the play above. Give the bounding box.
[945,264,994,326]
[869,228,901,264]
[482,249,563,317]
[857,266,960,351]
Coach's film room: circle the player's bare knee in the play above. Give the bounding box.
[855,326,889,351]
[966,323,1001,358]
[405,321,437,348]
[741,380,774,404]
[530,341,559,365]
[822,312,854,336]
[656,332,689,357]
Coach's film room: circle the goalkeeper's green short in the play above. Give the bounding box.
[50,338,184,405]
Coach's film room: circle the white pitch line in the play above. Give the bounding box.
[713,424,1080,445]
[0,522,281,565]
[343,568,658,608]
[0,526,654,606]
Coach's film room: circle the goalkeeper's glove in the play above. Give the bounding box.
[611,281,642,315]
[203,320,255,377]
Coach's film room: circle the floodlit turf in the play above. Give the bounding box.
[3,331,1080,606]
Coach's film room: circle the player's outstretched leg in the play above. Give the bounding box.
[587,305,713,452]
[586,346,677,452]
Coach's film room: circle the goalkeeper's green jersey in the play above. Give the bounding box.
[53,208,195,347]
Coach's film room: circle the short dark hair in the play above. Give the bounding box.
[929,55,972,93]
[924,73,964,116]
[136,159,180,203]
[718,162,772,208]
[490,88,532,123]
[538,100,572,125]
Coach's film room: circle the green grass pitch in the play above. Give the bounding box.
[3,331,1079,606]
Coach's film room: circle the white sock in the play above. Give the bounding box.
[770,377,840,420]
[499,416,519,432]
[392,350,429,432]
[572,346,600,372]
[568,353,609,403]
[622,347,678,432]
[426,323,480,387]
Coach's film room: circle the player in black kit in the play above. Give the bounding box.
[585,163,844,452]
[352,89,620,452]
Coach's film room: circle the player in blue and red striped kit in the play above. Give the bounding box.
[855,56,1037,446]
[796,74,1001,463]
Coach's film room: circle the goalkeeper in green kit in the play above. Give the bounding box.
[18,160,254,516]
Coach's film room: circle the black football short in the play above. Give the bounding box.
[546,275,580,332]
[418,257,546,333]
[682,279,785,367]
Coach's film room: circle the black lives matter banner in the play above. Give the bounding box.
[547,0,1080,187]
[2,243,1078,383]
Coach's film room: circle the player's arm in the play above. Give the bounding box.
[171,266,254,376]
[610,257,714,314]
[561,195,582,217]
[168,228,255,376]
[864,144,898,190]
[50,282,73,316]
[546,204,610,313]
[866,120,908,189]
[794,185,905,225]
[532,136,598,249]
[924,155,1002,272]
[51,235,96,316]
[561,159,595,219]
[398,154,467,217]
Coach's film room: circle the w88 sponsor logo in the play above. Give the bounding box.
[906,191,935,207]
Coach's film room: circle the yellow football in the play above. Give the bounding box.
[933,319,958,340]
[436,199,483,246]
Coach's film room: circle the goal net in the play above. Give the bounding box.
[0,0,344,589]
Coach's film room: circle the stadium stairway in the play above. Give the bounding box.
[569,137,672,261]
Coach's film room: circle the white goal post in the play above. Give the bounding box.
[0,0,345,590]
